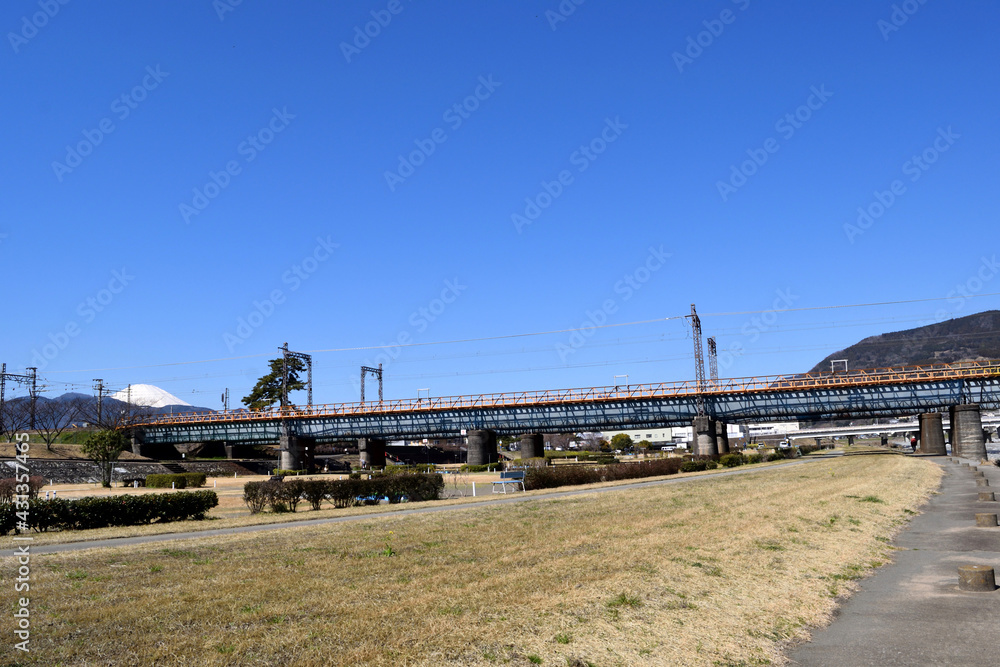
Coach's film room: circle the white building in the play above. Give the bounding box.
[600,424,745,445]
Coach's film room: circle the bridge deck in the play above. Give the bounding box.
[138,360,1000,429]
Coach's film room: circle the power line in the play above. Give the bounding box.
[36,293,1000,375]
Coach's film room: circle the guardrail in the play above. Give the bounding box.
[135,360,1000,428]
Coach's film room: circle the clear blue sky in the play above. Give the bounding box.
[3,0,999,408]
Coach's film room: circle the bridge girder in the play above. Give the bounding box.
[136,377,1000,446]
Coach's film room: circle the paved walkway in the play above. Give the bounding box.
[788,456,1000,666]
[1,457,819,557]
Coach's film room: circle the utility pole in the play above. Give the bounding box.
[222,388,229,412]
[93,379,104,427]
[1,365,41,430]
[26,367,36,430]
[280,343,288,408]
[686,304,706,416]
[360,364,383,405]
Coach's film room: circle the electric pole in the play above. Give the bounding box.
[279,342,313,408]
[93,379,104,427]
[707,336,719,385]
[686,304,706,416]
[26,367,36,429]
[360,364,383,405]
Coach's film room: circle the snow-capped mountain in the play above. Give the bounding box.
[110,384,192,409]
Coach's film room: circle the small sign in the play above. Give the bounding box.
[460,429,467,436]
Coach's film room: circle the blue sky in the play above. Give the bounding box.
[3,0,999,408]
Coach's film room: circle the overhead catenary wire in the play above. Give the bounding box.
[34,291,1000,375]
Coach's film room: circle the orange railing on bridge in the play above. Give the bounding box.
[135,360,1000,428]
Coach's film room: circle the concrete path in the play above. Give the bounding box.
[788,456,1000,666]
[1,457,821,557]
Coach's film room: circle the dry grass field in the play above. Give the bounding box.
[3,455,940,666]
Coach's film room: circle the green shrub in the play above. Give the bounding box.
[146,474,185,489]
[719,453,744,468]
[182,472,207,488]
[146,473,205,489]
[705,460,718,469]
[459,463,502,473]
[744,453,763,464]
[0,491,218,535]
[272,469,307,476]
[680,460,707,473]
[384,464,436,475]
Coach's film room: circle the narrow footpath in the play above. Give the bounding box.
[788,456,1000,666]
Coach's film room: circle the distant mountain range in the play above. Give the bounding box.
[810,310,1000,373]
[4,387,213,429]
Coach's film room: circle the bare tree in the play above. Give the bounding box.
[579,432,607,452]
[0,398,31,444]
[78,396,156,432]
[33,398,83,452]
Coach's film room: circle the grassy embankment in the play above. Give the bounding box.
[2,454,940,666]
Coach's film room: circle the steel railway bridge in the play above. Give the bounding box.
[131,361,1000,466]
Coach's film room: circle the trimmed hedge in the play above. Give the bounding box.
[459,463,502,473]
[524,458,684,491]
[719,453,744,468]
[146,473,207,489]
[242,474,445,514]
[384,464,437,474]
[0,490,218,535]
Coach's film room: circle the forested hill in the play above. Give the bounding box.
[810,310,1000,373]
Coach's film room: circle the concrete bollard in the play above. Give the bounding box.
[976,478,990,487]
[958,565,996,592]
[976,513,998,527]
[472,482,477,497]
[979,492,996,502]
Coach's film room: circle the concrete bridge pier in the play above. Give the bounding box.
[467,429,499,466]
[279,435,316,471]
[948,405,957,454]
[715,421,730,454]
[918,412,946,455]
[952,404,987,460]
[358,437,387,469]
[519,433,544,460]
[692,416,718,457]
